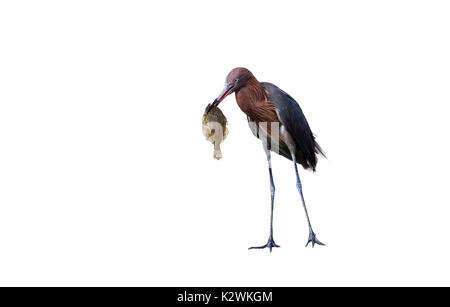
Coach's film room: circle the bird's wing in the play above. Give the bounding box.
[261,82,325,170]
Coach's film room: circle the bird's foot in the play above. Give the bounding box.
[305,230,325,248]
[249,236,280,252]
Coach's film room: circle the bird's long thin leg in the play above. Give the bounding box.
[267,150,278,247]
[249,149,280,252]
[292,154,325,248]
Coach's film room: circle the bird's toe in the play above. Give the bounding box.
[249,237,280,251]
[306,231,325,248]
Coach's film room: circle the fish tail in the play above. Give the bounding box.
[213,143,222,160]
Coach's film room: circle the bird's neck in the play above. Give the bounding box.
[235,79,267,114]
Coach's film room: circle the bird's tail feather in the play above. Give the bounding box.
[314,140,326,159]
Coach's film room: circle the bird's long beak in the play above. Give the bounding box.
[207,83,234,113]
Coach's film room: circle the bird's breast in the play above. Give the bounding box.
[238,100,279,124]
[236,93,278,124]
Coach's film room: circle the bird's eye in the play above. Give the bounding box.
[234,78,239,83]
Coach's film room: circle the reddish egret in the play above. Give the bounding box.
[207,67,325,251]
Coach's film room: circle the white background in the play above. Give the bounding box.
[1,0,450,286]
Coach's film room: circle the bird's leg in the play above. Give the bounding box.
[249,149,280,252]
[292,154,325,248]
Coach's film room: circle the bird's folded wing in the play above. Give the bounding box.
[261,82,325,170]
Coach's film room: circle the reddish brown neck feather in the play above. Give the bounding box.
[235,78,278,124]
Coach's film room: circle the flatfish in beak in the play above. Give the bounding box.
[202,104,228,160]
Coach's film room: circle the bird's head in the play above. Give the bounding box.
[207,67,255,113]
